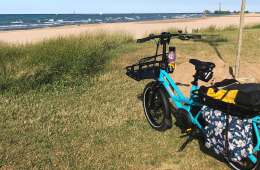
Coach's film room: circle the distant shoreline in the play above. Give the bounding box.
[0,13,255,32]
[0,13,207,32]
[0,14,260,44]
[0,17,204,32]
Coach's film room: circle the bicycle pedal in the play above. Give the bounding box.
[180,128,193,137]
[183,128,192,134]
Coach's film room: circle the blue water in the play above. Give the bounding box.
[0,13,205,31]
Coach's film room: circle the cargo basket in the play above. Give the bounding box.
[126,55,163,81]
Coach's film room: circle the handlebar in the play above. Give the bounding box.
[137,32,202,44]
[137,34,161,43]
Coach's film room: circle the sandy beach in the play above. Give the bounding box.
[1,14,260,44]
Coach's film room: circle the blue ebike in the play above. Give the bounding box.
[126,32,260,170]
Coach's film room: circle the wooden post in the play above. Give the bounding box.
[235,0,246,78]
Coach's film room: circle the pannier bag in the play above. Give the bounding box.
[201,106,254,162]
[198,79,260,116]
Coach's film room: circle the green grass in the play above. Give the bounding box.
[246,24,260,30]
[0,32,134,93]
[0,27,260,169]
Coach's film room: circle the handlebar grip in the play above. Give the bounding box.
[191,34,202,40]
[179,35,190,40]
[137,36,152,43]
[179,34,202,41]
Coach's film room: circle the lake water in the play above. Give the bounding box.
[0,13,207,31]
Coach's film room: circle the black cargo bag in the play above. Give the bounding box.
[198,79,260,117]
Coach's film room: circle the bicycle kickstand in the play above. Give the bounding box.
[178,128,194,152]
[178,128,202,152]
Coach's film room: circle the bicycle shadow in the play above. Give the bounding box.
[197,35,227,62]
[197,35,236,78]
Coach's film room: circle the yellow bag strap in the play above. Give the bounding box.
[207,88,238,104]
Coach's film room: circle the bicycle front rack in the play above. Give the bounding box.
[126,54,163,81]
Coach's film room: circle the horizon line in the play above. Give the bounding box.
[0,11,259,15]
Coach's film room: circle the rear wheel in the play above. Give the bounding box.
[143,81,172,131]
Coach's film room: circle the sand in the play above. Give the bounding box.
[1,14,260,44]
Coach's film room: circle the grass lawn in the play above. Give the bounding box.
[0,25,260,169]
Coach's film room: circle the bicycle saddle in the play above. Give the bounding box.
[189,59,215,71]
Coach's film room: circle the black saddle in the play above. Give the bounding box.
[189,59,215,71]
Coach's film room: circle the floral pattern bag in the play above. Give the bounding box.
[201,106,254,162]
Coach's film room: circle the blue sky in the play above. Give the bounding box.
[1,0,259,14]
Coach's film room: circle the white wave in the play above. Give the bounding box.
[113,17,122,21]
[0,25,10,28]
[48,19,55,22]
[105,17,113,21]
[40,23,55,26]
[9,24,28,27]
[44,19,57,24]
[124,17,136,21]
[95,19,103,23]
[61,20,76,24]
[10,20,23,24]
[174,16,185,19]
[0,24,29,30]
[79,20,91,23]
[29,23,50,27]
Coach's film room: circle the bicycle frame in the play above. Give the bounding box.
[158,69,203,129]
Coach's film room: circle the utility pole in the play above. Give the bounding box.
[235,0,246,78]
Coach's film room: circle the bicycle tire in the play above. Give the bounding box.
[143,81,172,131]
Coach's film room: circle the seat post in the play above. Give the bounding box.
[191,74,199,86]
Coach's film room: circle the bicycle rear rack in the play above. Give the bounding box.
[126,54,163,81]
